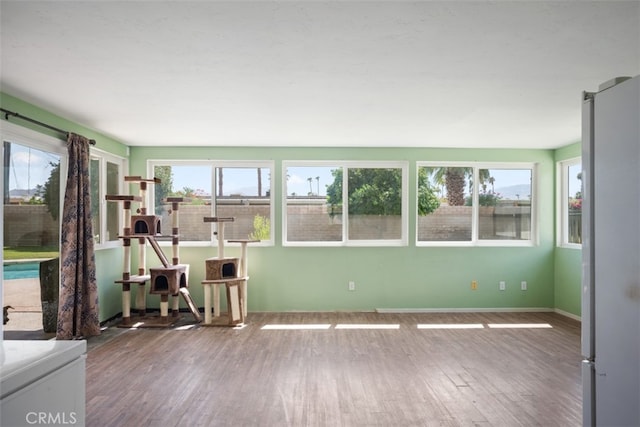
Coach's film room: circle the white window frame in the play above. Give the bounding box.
[92,148,127,250]
[556,157,582,249]
[416,161,538,247]
[283,160,409,247]
[147,159,274,247]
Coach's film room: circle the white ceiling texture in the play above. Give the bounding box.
[1,1,639,149]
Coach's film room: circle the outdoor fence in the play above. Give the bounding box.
[4,205,58,247]
[418,202,531,241]
[568,210,582,244]
[4,199,535,247]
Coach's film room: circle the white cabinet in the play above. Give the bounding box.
[1,340,86,427]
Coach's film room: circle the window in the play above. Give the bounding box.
[417,163,536,246]
[557,158,582,247]
[285,165,341,242]
[149,161,273,244]
[284,162,408,246]
[91,149,126,247]
[478,168,532,241]
[3,136,64,253]
[213,165,272,241]
[417,166,473,242]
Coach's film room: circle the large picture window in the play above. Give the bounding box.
[284,161,408,246]
[417,163,536,246]
[557,158,582,247]
[149,161,273,244]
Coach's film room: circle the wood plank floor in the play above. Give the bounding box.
[85,311,582,426]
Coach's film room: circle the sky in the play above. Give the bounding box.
[6,143,60,192]
[169,165,336,197]
[284,166,335,196]
[171,166,546,200]
[6,141,581,200]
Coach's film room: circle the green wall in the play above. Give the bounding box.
[2,92,583,320]
[130,146,557,313]
[553,142,582,317]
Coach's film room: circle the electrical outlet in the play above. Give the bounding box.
[348,281,355,291]
[471,280,478,290]
[521,281,527,291]
[499,281,506,291]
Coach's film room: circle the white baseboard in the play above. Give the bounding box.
[554,308,581,321]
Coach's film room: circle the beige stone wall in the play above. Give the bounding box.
[4,205,59,247]
[165,204,271,241]
[3,201,530,247]
[286,202,342,241]
[173,202,530,242]
[418,204,531,241]
[418,205,474,241]
[173,202,403,242]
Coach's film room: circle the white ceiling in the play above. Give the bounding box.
[1,1,639,149]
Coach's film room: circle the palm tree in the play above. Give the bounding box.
[307,177,313,195]
[430,167,469,206]
[429,167,491,206]
[447,169,468,205]
[315,176,320,195]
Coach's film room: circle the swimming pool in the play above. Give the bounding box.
[3,262,41,280]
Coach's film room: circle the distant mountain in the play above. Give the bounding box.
[9,188,38,198]
[494,184,531,200]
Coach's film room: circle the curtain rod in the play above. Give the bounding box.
[1,108,96,145]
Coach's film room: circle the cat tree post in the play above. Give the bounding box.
[168,198,184,318]
[106,194,148,327]
[228,239,259,318]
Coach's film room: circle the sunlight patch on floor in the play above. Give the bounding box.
[335,324,399,329]
[261,324,332,330]
[417,323,485,329]
[487,323,553,329]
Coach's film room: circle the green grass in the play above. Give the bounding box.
[3,246,59,261]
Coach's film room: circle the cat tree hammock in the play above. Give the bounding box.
[201,217,258,326]
[106,176,200,328]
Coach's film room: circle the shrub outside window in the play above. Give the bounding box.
[284,162,408,246]
[417,163,536,246]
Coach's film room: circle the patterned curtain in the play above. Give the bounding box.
[57,133,100,339]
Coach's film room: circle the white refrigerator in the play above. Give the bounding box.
[581,74,640,426]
